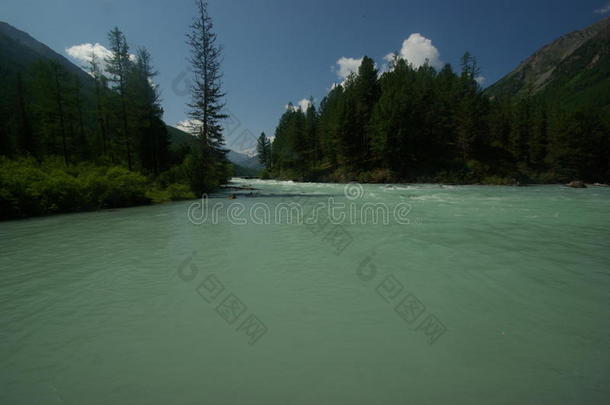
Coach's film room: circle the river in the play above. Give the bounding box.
[1,178,609,404]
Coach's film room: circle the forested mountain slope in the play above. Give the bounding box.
[485,17,610,110]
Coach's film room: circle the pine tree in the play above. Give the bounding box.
[529,101,548,170]
[15,73,35,157]
[129,47,169,174]
[304,98,319,173]
[455,53,484,163]
[257,132,271,167]
[186,0,229,193]
[317,85,345,171]
[369,58,415,176]
[89,52,111,159]
[341,56,379,171]
[187,0,227,154]
[0,66,16,157]
[105,27,133,170]
[31,61,72,164]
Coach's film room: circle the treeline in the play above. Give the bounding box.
[0,28,174,173]
[269,54,610,184]
[0,23,231,219]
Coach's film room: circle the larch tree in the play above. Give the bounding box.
[88,52,110,159]
[129,47,169,175]
[105,27,133,170]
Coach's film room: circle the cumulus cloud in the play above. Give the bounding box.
[383,53,395,63]
[395,33,443,69]
[475,76,486,85]
[65,43,113,65]
[332,56,381,88]
[66,42,137,72]
[379,52,398,74]
[335,57,363,80]
[329,33,449,92]
[285,98,313,112]
[297,98,312,112]
[595,3,610,13]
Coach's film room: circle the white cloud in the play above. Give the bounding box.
[335,56,363,80]
[297,98,312,112]
[475,75,486,85]
[384,53,395,62]
[285,98,313,113]
[329,33,445,92]
[595,3,610,13]
[332,56,381,87]
[66,42,137,73]
[65,43,112,65]
[380,52,398,74]
[395,33,443,70]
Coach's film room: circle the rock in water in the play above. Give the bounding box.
[566,180,586,188]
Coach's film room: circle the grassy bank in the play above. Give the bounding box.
[0,157,196,220]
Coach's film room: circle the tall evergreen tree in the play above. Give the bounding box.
[129,47,169,174]
[455,53,485,163]
[340,56,379,170]
[15,73,35,157]
[70,76,88,161]
[186,0,229,193]
[105,27,133,170]
[257,132,272,167]
[304,99,319,173]
[89,52,111,159]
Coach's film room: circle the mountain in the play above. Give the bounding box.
[167,124,263,176]
[167,125,263,171]
[0,21,92,84]
[485,17,610,109]
[166,125,197,148]
[226,150,263,170]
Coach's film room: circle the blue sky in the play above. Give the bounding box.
[1,0,609,152]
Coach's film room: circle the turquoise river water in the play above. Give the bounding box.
[1,178,609,404]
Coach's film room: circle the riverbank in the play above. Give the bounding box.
[0,157,196,221]
[261,170,605,187]
[3,158,604,222]
[265,167,514,185]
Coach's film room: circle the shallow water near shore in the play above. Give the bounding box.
[1,178,609,404]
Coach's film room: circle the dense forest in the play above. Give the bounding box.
[269,54,610,184]
[0,1,231,220]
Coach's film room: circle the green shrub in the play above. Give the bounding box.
[481,176,515,185]
[356,168,395,183]
[146,183,195,203]
[101,167,150,208]
[166,183,195,200]
[0,157,155,219]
